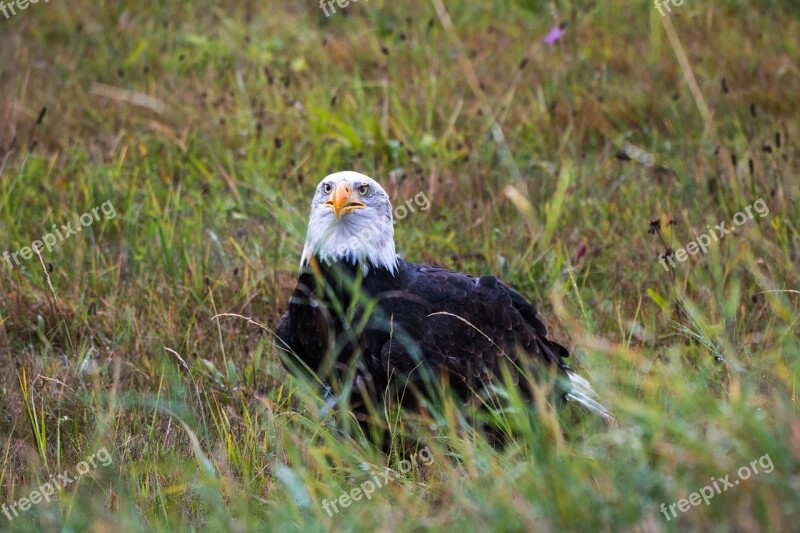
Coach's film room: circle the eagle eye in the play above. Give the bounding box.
[357,184,370,196]
[321,182,332,194]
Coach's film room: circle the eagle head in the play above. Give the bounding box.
[301,171,398,275]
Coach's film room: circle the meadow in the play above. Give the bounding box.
[1,0,799,531]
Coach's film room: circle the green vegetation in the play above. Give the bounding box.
[1,0,798,530]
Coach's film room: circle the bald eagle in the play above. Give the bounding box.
[275,171,611,423]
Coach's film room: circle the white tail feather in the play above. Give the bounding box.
[566,371,615,423]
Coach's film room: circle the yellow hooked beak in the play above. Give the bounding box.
[323,182,366,218]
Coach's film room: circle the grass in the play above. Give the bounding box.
[1,0,799,530]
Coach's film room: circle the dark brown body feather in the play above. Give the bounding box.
[275,257,572,408]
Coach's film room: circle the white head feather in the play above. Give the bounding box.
[301,171,398,275]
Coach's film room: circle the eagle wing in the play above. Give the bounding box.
[274,272,334,377]
[371,260,570,399]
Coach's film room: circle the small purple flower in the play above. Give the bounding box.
[543,26,565,45]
